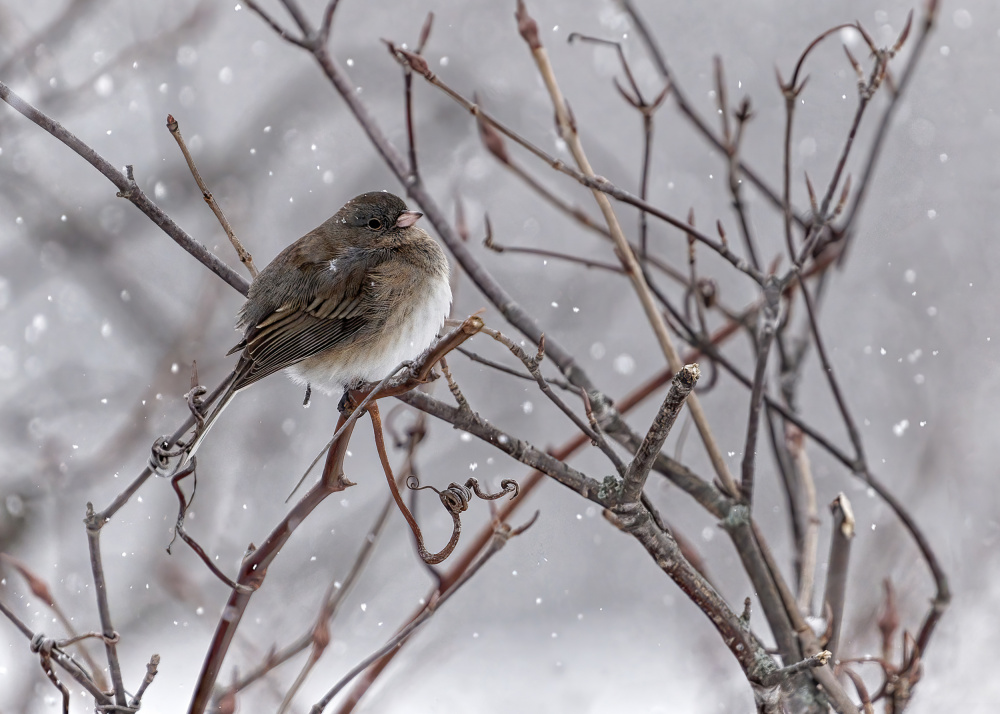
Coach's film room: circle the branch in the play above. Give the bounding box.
[0,80,250,296]
[620,364,699,502]
[823,493,855,659]
[514,0,740,499]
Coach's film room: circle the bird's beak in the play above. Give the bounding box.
[396,210,423,228]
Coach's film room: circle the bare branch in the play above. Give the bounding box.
[620,364,699,502]
[0,80,250,295]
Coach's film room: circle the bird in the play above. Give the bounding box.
[154,191,452,475]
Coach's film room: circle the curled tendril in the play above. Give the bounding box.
[399,476,520,564]
[408,477,519,508]
[185,385,208,427]
[466,477,519,501]
[149,435,189,475]
[408,478,471,515]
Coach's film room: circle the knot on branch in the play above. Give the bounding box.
[115,164,139,199]
[596,474,624,503]
[602,500,649,533]
[720,502,751,531]
[29,633,54,654]
[149,435,189,477]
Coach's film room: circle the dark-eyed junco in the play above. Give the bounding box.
[157,191,451,474]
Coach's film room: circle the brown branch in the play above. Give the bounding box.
[187,416,357,714]
[739,279,780,505]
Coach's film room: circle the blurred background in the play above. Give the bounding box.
[0,0,996,711]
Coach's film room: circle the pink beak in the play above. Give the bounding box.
[396,210,422,228]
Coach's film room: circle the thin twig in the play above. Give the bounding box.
[621,0,808,229]
[483,326,626,474]
[739,279,780,505]
[0,600,112,706]
[842,3,938,250]
[387,42,763,283]
[82,503,127,708]
[166,114,258,277]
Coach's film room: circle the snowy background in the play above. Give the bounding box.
[1,0,998,712]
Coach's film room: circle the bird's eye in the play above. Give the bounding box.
[367,218,382,230]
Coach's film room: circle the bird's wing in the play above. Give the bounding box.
[229,259,377,390]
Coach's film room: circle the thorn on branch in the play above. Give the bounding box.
[855,21,878,55]
[833,174,852,220]
[805,173,818,215]
[115,164,138,199]
[384,40,434,79]
[844,44,865,84]
[417,12,435,53]
[844,668,875,714]
[482,214,499,251]
[515,0,541,50]
[878,579,899,662]
[476,104,510,164]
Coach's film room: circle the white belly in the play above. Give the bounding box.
[286,276,452,394]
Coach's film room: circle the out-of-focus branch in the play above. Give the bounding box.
[788,426,819,614]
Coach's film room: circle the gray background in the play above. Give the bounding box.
[0,0,996,711]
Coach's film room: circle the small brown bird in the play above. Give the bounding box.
[158,191,451,474]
